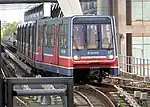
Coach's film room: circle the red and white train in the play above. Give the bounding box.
[17,15,119,83]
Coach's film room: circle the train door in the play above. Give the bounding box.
[38,24,46,62]
[53,25,59,65]
[33,24,36,67]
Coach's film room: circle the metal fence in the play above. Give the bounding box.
[118,54,150,77]
[2,77,73,107]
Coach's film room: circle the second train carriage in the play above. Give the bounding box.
[17,15,119,83]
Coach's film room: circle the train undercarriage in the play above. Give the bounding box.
[34,67,114,85]
[73,68,113,84]
[17,56,116,85]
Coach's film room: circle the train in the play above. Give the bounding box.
[16,15,119,83]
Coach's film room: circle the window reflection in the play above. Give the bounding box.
[72,24,113,50]
[87,25,98,49]
[73,25,85,50]
[101,24,112,48]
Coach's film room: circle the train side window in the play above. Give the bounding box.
[59,24,68,49]
[21,27,24,53]
[22,27,25,53]
[17,27,20,52]
[44,26,48,46]
[26,26,29,56]
[28,26,31,57]
[21,27,23,53]
[26,27,29,44]
[46,25,52,47]
[24,26,27,54]
[64,24,68,48]
[51,25,55,47]
[38,25,43,48]
[59,24,64,47]
[31,25,34,59]
[29,26,32,50]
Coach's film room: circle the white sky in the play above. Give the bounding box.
[0,4,40,23]
[0,9,26,23]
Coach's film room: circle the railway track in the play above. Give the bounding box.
[74,85,115,107]
[1,40,17,53]
[1,68,28,107]
[1,48,115,107]
[1,40,148,107]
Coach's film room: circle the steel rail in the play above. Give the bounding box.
[75,85,115,107]
[74,90,94,107]
[86,84,115,107]
[1,68,28,107]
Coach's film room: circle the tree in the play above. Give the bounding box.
[1,21,18,38]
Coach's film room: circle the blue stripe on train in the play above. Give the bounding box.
[35,62,118,77]
[113,68,119,77]
[40,64,73,76]
[73,50,114,56]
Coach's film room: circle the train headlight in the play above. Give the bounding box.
[73,55,80,61]
[107,54,114,60]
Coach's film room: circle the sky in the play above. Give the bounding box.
[0,4,40,23]
[0,9,25,23]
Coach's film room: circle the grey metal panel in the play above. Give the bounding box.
[7,77,73,84]
[8,81,13,107]
[0,0,57,4]
[6,77,73,107]
[0,0,95,4]
[0,20,3,107]
[4,49,32,74]
[14,89,66,96]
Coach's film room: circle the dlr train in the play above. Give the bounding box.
[17,15,119,83]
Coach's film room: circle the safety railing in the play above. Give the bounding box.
[1,77,73,107]
[114,85,140,107]
[118,54,150,79]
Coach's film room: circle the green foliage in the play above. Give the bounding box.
[119,103,125,107]
[1,21,18,38]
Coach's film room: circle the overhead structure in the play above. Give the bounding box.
[24,3,52,21]
[0,0,56,4]
[57,0,83,16]
[24,2,64,21]
[24,0,84,21]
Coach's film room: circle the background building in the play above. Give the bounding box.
[80,0,150,59]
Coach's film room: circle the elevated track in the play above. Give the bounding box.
[2,38,150,107]
[74,85,115,107]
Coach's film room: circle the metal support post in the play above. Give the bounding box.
[143,59,145,76]
[6,77,73,107]
[0,20,5,107]
[140,59,142,76]
[147,59,149,76]
[7,82,13,107]
[67,79,73,107]
[0,20,2,107]
[136,58,138,75]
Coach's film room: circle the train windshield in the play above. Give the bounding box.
[72,17,113,50]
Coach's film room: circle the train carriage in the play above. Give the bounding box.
[17,15,119,83]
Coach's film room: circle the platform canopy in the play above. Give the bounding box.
[0,0,57,4]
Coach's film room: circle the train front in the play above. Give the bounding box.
[71,16,118,83]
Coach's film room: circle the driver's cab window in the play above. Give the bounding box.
[101,24,112,48]
[73,25,85,50]
[87,25,98,49]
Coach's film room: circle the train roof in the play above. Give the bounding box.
[17,21,35,28]
[17,15,114,27]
